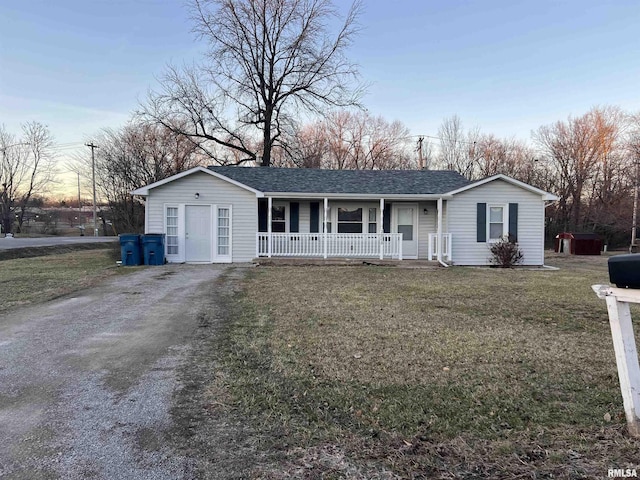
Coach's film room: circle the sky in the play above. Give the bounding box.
[1,0,639,196]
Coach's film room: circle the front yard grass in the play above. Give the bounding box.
[0,248,125,314]
[215,253,640,478]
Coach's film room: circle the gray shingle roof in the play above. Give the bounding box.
[209,166,469,195]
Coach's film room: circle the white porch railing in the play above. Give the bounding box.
[257,233,403,259]
[428,233,452,262]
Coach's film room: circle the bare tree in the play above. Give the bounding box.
[274,121,326,168]
[73,122,203,233]
[141,0,363,167]
[279,110,414,169]
[0,122,56,234]
[627,113,640,247]
[473,134,542,184]
[436,115,481,179]
[534,106,626,231]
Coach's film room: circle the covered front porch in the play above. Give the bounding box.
[256,196,452,263]
[256,232,452,261]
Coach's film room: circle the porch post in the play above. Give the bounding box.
[267,196,272,258]
[379,198,385,259]
[323,197,328,259]
[437,197,443,263]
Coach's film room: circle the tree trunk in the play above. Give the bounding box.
[261,111,272,167]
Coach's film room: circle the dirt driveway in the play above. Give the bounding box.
[0,264,246,479]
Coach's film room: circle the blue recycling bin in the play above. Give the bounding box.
[141,234,165,265]
[119,234,142,266]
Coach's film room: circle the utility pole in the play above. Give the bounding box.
[417,136,424,170]
[632,157,639,253]
[85,142,99,237]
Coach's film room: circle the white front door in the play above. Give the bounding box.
[393,204,418,258]
[185,205,211,262]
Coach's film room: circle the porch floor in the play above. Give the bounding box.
[253,258,442,269]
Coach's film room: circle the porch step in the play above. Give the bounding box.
[253,258,442,269]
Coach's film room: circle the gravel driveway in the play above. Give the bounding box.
[0,264,241,479]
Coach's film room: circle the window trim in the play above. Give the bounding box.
[486,204,509,242]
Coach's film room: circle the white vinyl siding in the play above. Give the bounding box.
[447,179,545,266]
[146,171,257,262]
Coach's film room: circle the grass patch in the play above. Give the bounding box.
[214,252,640,478]
[0,241,120,262]
[0,248,128,314]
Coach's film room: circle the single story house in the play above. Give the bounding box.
[131,166,558,265]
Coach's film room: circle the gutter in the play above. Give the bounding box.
[263,192,454,200]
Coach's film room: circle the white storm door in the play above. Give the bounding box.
[394,204,418,258]
[185,205,212,262]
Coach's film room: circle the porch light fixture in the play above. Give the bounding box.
[423,208,428,215]
[194,192,200,199]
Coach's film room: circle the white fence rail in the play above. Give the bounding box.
[257,233,403,259]
[428,233,452,261]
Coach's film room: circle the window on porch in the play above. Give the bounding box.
[271,205,286,232]
[368,208,377,233]
[337,208,362,233]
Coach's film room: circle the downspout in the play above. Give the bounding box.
[437,197,449,267]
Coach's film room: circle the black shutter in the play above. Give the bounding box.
[290,202,299,233]
[508,203,518,242]
[258,199,268,232]
[477,203,486,242]
[309,202,319,233]
[383,203,392,233]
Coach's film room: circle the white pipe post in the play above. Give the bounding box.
[437,198,443,263]
[379,198,385,260]
[323,197,328,259]
[267,197,272,258]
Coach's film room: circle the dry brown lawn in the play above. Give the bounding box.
[0,248,124,314]
[213,253,640,478]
